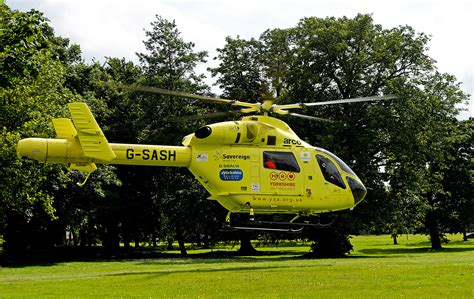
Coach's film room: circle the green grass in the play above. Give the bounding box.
[1,234,473,298]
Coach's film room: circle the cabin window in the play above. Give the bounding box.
[263,151,300,172]
[316,154,346,189]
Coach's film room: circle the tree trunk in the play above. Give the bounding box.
[103,221,120,252]
[152,231,157,247]
[178,239,187,256]
[70,227,77,246]
[391,230,398,245]
[429,228,442,249]
[123,230,130,250]
[79,228,88,247]
[175,224,187,256]
[203,235,210,249]
[3,212,28,256]
[426,211,442,249]
[134,230,140,248]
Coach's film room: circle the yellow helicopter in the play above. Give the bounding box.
[16,87,395,231]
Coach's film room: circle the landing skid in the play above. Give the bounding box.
[222,219,336,233]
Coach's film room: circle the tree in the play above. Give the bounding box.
[382,71,468,249]
[209,36,270,101]
[136,15,218,256]
[0,5,81,87]
[259,29,293,98]
[442,119,473,240]
[137,16,207,91]
[0,5,122,254]
[0,5,79,253]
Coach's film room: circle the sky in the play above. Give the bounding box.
[7,0,473,119]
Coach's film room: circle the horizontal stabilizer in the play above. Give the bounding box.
[68,103,116,161]
[70,163,97,173]
[52,118,77,139]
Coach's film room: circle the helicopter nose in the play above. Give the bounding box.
[346,177,367,205]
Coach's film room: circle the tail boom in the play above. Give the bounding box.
[17,138,191,167]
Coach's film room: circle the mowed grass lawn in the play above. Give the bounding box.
[1,234,472,298]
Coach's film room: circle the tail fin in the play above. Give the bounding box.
[51,102,115,186]
[67,102,116,161]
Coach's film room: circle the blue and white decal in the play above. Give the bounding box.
[219,169,243,181]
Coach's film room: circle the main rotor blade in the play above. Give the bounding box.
[287,112,335,123]
[130,85,261,111]
[131,85,235,105]
[301,94,398,107]
[275,94,397,111]
[163,110,243,122]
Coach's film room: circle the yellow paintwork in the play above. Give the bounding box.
[16,103,366,215]
[68,103,116,161]
[52,118,77,139]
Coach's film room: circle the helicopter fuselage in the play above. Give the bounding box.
[182,115,366,214]
[17,104,367,216]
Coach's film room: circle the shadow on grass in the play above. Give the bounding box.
[3,241,473,268]
[109,260,338,279]
[103,264,307,279]
[0,247,310,268]
[358,246,474,255]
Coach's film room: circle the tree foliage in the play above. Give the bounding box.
[0,5,120,254]
[0,5,74,252]
[209,36,269,101]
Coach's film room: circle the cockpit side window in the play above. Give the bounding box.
[316,154,346,189]
[263,151,300,172]
[315,147,357,177]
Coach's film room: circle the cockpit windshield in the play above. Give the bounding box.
[315,147,357,177]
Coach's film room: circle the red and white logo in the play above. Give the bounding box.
[270,172,296,181]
